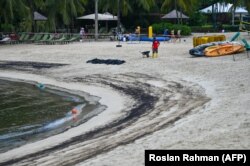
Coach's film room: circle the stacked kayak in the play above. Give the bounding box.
[204,43,245,57]
[189,42,245,57]
[189,42,218,57]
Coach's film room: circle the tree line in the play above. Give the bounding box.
[0,0,249,32]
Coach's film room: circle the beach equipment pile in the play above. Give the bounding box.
[190,33,246,57]
[190,41,245,57]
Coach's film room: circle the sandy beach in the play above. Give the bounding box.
[0,32,249,166]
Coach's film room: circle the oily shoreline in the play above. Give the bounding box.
[0,72,209,166]
[0,77,106,153]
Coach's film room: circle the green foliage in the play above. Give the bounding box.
[151,22,172,34]
[222,25,240,32]
[189,12,207,26]
[0,0,248,33]
[18,20,32,32]
[191,25,215,32]
[35,22,47,32]
[0,24,14,32]
[99,0,155,16]
[151,22,191,35]
[190,24,240,32]
[172,24,191,35]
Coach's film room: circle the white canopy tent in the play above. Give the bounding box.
[77,12,117,21]
[200,3,248,25]
[77,12,117,35]
[200,3,248,14]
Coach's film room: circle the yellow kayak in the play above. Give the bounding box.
[204,44,245,57]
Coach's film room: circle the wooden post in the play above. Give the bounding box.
[95,0,98,40]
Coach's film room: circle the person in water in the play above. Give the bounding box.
[152,37,160,58]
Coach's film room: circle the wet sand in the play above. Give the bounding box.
[0,32,249,166]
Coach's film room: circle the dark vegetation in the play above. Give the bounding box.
[0,0,250,34]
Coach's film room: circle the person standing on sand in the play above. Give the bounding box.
[152,37,160,58]
[80,27,85,41]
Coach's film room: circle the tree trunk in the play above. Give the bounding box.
[28,0,35,32]
[117,0,121,33]
[175,0,179,24]
[95,0,98,40]
[212,3,217,29]
[180,10,183,25]
[232,8,235,25]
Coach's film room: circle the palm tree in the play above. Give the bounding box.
[199,0,225,28]
[244,0,250,10]
[242,0,250,17]
[23,0,45,32]
[223,0,243,25]
[99,0,155,16]
[98,0,155,32]
[44,0,87,32]
[0,0,29,31]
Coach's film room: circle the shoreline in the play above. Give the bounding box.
[0,77,105,153]
[0,71,210,165]
[0,33,249,165]
[0,71,129,164]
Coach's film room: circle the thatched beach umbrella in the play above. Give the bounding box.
[34,11,47,21]
[162,9,189,19]
[162,9,189,24]
[33,11,47,32]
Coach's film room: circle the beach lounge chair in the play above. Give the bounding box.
[27,34,36,43]
[18,33,26,42]
[43,34,54,45]
[27,33,40,43]
[66,34,80,43]
[51,35,68,44]
[27,33,43,43]
[19,33,31,43]
[35,34,49,44]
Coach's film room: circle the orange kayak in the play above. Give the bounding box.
[204,44,245,57]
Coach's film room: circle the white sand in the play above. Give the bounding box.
[0,32,249,166]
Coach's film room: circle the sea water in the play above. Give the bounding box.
[0,79,100,152]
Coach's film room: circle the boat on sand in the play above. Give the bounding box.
[204,43,245,57]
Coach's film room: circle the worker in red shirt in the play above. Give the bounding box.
[152,37,160,58]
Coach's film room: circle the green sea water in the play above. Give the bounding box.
[0,79,82,134]
[0,79,90,152]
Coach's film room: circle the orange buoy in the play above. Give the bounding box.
[71,108,78,114]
